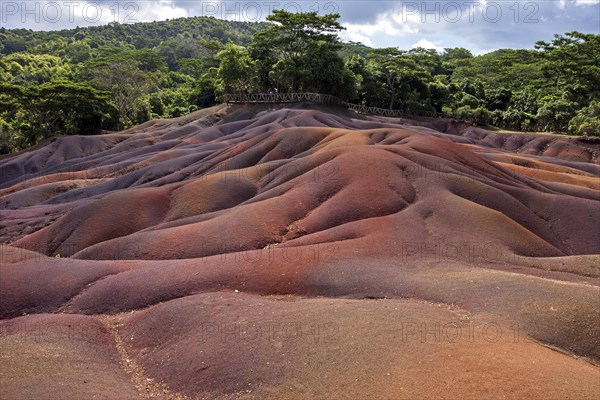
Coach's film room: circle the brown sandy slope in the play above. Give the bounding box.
[1,104,599,399]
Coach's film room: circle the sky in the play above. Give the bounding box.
[1,0,599,54]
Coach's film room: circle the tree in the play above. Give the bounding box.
[0,117,21,154]
[1,36,27,54]
[452,49,543,91]
[459,94,480,108]
[459,78,485,100]
[87,61,156,129]
[269,40,356,98]
[0,81,116,147]
[427,79,450,112]
[536,97,576,133]
[510,92,538,115]
[216,41,255,93]
[91,47,167,73]
[486,87,512,111]
[254,10,344,61]
[368,48,409,109]
[0,53,71,85]
[568,101,600,137]
[501,108,536,131]
[454,106,491,126]
[304,41,356,98]
[250,10,346,93]
[440,47,473,73]
[189,68,219,108]
[368,48,433,110]
[536,32,600,106]
[65,40,92,63]
[156,34,209,70]
[33,81,117,135]
[269,58,304,92]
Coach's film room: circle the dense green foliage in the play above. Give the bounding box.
[1,15,598,154]
[0,80,116,153]
[0,17,266,152]
[345,32,599,136]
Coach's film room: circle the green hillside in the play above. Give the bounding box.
[1,13,598,153]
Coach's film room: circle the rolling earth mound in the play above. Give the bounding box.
[1,103,599,399]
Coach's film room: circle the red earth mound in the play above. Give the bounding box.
[1,103,599,399]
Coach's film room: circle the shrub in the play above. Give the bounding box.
[536,98,576,133]
[568,101,600,137]
[455,106,491,125]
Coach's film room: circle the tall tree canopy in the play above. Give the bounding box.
[216,41,255,93]
[0,81,116,152]
[250,10,354,96]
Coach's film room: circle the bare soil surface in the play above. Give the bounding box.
[1,104,599,399]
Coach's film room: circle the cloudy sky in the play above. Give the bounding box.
[1,1,598,54]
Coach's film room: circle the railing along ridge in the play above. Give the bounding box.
[222,92,447,119]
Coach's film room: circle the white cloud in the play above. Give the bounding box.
[411,39,444,52]
[133,1,189,23]
[1,1,115,29]
[339,30,374,47]
[340,7,422,47]
[558,0,600,8]
[0,0,191,29]
[2,0,597,53]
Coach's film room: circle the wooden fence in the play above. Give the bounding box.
[221,92,447,119]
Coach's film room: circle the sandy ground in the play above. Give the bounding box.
[1,104,599,399]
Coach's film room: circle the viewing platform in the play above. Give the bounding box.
[222,92,448,119]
